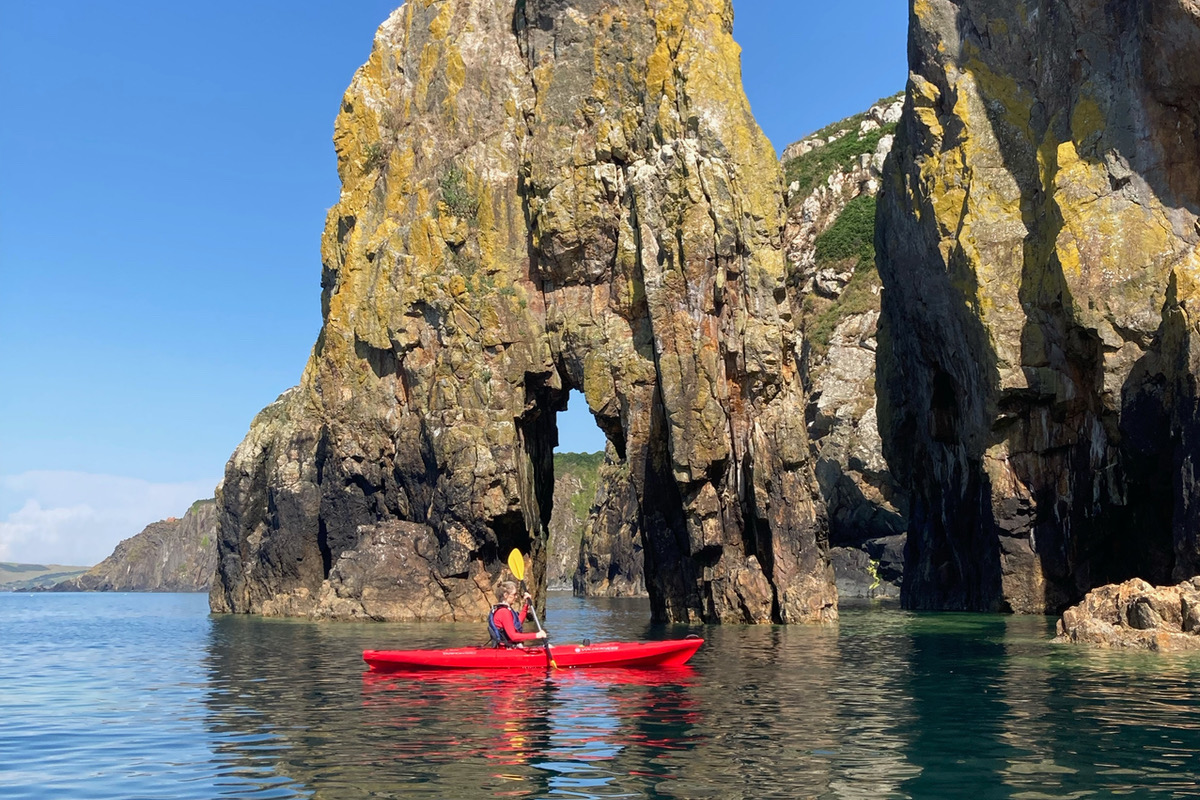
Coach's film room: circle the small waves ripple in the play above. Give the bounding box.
[6,593,1200,798]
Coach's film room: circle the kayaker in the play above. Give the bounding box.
[488,580,547,648]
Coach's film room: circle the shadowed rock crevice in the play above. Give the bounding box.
[211,0,836,623]
[879,0,1200,614]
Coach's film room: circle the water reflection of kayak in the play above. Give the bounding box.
[360,659,703,769]
[363,637,703,672]
[362,664,698,691]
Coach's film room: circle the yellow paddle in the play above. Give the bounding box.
[506,549,556,668]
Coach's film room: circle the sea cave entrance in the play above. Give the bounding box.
[544,390,643,597]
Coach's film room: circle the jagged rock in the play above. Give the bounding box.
[547,472,585,590]
[313,521,494,621]
[778,97,903,164]
[863,534,905,588]
[831,545,900,600]
[1055,577,1200,651]
[211,0,836,624]
[53,499,218,592]
[546,451,603,590]
[575,445,647,598]
[878,0,1200,613]
[779,96,908,598]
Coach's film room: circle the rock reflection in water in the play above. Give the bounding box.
[202,604,705,799]
[197,596,1200,799]
[997,615,1084,796]
[1006,618,1200,796]
[644,611,921,799]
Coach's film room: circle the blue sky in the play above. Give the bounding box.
[0,0,907,564]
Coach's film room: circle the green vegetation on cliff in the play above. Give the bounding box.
[554,451,604,520]
[0,562,89,591]
[782,93,902,199]
[815,193,876,265]
[803,194,883,354]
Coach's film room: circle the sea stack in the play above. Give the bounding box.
[211,0,836,623]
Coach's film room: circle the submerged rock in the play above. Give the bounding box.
[878,0,1200,613]
[1055,577,1200,651]
[212,0,836,624]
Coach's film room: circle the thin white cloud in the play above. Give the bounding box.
[0,472,219,566]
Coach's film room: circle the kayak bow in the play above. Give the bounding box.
[363,638,703,672]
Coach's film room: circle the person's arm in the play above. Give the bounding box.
[499,606,543,643]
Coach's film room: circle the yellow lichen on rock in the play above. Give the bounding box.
[879,0,1200,614]
[213,0,835,626]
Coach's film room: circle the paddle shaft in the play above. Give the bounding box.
[526,604,557,669]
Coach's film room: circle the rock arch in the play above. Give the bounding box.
[210,0,836,623]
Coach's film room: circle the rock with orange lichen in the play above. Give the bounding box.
[210,0,836,624]
[1055,577,1200,651]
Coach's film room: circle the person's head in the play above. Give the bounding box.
[494,579,518,604]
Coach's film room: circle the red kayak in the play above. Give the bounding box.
[363,637,703,672]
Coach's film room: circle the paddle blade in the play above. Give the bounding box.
[507,549,525,581]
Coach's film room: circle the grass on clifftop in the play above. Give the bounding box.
[782,92,902,200]
[555,451,604,520]
[0,562,90,590]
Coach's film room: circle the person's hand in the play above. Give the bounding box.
[535,630,547,639]
[523,592,532,605]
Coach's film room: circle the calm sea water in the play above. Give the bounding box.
[3,592,1200,799]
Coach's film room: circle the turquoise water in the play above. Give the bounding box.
[3,593,1200,798]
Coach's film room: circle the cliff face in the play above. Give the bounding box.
[546,451,602,590]
[546,472,585,589]
[878,0,1200,612]
[54,500,218,592]
[575,444,647,597]
[212,0,835,624]
[782,96,909,599]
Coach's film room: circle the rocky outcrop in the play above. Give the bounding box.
[780,96,909,599]
[212,0,836,624]
[1055,577,1200,651]
[547,472,585,589]
[53,500,218,592]
[878,0,1200,613]
[830,536,904,601]
[572,97,912,602]
[546,451,602,590]
[780,100,903,166]
[575,445,647,597]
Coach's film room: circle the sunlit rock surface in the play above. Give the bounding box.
[54,499,218,592]
[1055,577,1200,651]
[211,0,835,623]
[878,0,1200,612]
[546,451,602,591]
[575,445,647,597]
[781,96,909,599]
